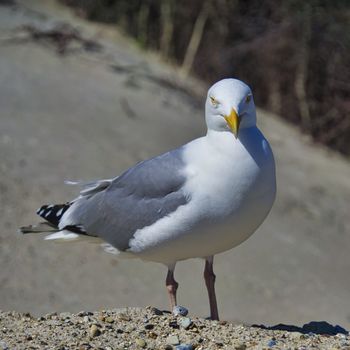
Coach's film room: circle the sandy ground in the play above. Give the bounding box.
[1,0,350,330]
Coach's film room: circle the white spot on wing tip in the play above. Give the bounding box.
[56,208,63,217]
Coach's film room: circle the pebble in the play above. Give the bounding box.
[176,344,193,350]
[167,335,180,345]
[59,312,71,320]
[267,339,277,347]
[179,317,192,330]
[214,338,224,346]
[150,307,163,316]
[169,321,179,329]
[173,306,188,317]
[77,311,93,317]
[105,316,114,323]
[89,324,101,337]
[234,341,247,350]
[118,313,131,321]
[0,341,8,350]
[289,332,303,339]
[135,338,146,348]
[144,323,154,330]
[189,327,199,333]
[148,331,158,339]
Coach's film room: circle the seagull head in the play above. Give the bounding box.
[205,78,257,138]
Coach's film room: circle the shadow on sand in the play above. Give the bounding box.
[252,321,348,336]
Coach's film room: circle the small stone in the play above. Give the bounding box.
[135,338,146,348]
[83,316,90,323]
[105,316,114,323]
[176,345,193,350]
[179,317,192,330]
[173,306,188,317]
[78,345,90,350]
[169,321,179,329]
[59,312,71,320]
[336,333,347,339]
[89,324,101,337]
[289,332,302,339]
[144,323,154,330]
[150,307,163,316]
[78,311,93,317]
[148,331,158,339]
[0,341,8,350]
[214,339,224,346]
[118,313,131,321]
[267,339,277,347]
[164,346,173,350]
[167,335,180,346]
[234,342,247,350]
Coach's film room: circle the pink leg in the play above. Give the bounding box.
[204,256,219,320]
[166,265,178,310]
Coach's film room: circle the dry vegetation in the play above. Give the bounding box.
[61,0,350,156]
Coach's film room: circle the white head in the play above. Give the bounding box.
[205,78,256,137]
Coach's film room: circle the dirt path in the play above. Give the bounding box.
[0,0,350,330]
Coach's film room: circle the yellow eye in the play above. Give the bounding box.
[210,96,219,107]
[245,94,252,103]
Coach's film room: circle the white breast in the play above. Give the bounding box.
[128,127,276,264]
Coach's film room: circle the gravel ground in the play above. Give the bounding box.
[1,307,349,350]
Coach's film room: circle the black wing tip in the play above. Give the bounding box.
[36,203,70,227]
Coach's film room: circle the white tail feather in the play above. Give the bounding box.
[45,230,79,241]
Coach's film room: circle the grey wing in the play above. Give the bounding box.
[62,147,189,251]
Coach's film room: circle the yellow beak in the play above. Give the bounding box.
[224,108,240,138]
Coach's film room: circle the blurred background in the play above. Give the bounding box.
[1,0,350,328]
[62,0,350,156]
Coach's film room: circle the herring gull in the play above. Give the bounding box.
[20,78,276,320]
